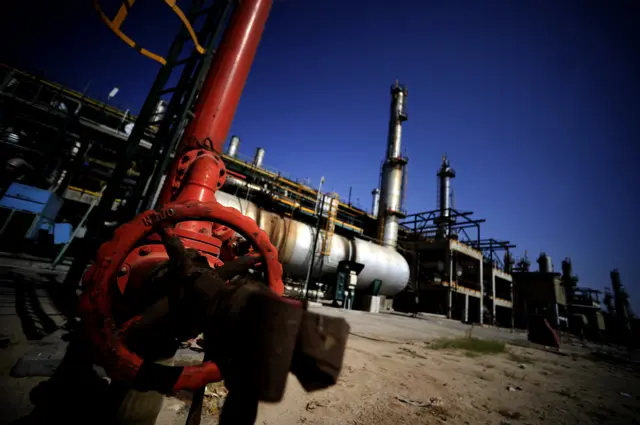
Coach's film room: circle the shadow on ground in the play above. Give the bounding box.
[0,270,62,341]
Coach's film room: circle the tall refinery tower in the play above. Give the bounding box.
[435,155,456,238]
[377,81,409,248]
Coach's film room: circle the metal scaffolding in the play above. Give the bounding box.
[399,207,486,247]
[62,0,237,294]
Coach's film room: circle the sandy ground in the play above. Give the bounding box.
[1,263,640,425]
[158,313,640,425]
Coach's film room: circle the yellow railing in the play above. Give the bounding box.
[222,153,368,219]
[93,0,205,65]
[321,196,339,255]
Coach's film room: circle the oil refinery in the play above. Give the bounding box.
[0,0,636,348]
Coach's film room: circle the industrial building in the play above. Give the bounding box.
[393,155,517,326]
[1,3,639,424]
[0,53,632,336]
[0,59,520,325]
[511,253,569,329]
[0,64,408,302]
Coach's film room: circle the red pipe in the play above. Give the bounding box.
[78,0,282,393]
[176,155,221,203]
[183,0,273,153]
[227,170,247,179]
[157,0,273,206]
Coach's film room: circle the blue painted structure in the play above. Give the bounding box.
[0,183,70,243]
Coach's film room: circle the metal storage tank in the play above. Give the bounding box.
[214,190,409,296]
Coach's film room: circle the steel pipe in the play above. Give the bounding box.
[214,190,410,296]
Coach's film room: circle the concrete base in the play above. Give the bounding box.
[361,295,383,313]
[382,296,393,311]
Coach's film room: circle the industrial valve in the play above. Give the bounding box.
[75,1,351,423]
[77,201,350,424]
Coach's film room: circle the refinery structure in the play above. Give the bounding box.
[0,0,636,346]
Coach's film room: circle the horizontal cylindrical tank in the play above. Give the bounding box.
[227,135,240,157]
[253,147,265,168]
[224,175,267,194]
[215,190,409,296]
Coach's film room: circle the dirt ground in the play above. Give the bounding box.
[157,329,640,425]
[1,263,640,425]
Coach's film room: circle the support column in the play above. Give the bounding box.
[510,282,515,329]
[478,259,484,324]
[553,303,560,329]
[447,250,453,319]
[464,294,469,323]
[491,268,496,325]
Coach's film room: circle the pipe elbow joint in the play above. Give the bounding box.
[175,154,227,204]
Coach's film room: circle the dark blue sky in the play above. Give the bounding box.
[3,1,639,308]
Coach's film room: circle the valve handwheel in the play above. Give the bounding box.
[78,200,284,394]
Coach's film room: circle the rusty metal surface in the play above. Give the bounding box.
[214,191,410,296]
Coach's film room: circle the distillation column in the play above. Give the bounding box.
[371,188,380,218]
[435,155,456,238]
[377,82,408,248]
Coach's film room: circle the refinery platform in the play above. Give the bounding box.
[0,64,523,327]
[2,59,636,344]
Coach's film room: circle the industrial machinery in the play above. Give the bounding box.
[1,31,414,303]
[65,1,349,424]
[332,260,365,308]
[213,191,410,296]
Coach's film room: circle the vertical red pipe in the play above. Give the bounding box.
[157,0,273,206]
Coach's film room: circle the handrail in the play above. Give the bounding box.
[0,63,135,118]
[93,0,205,65]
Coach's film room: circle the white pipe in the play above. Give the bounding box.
[214,190,410,297]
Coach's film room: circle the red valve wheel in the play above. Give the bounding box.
[78,200,284,393]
